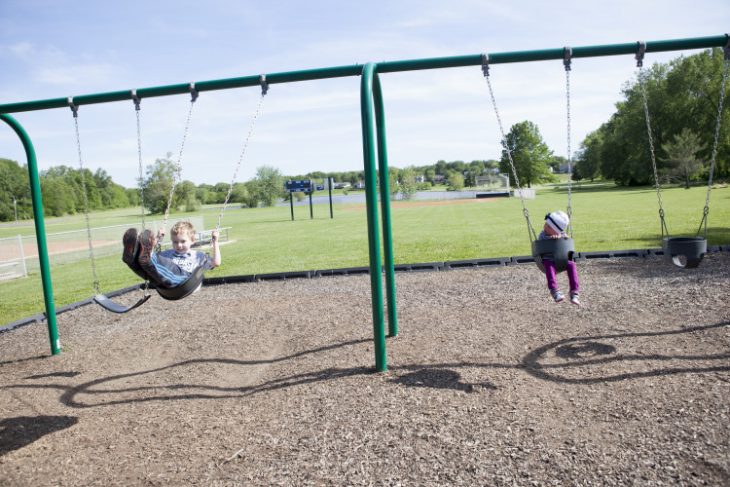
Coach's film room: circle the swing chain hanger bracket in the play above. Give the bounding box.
[563,47,572,71]
[131,89,141,111]
[189,82,199,103]
[480,54,490,77]
[635,41,647,68]
[260,74,269,96]
[67,97,79,118]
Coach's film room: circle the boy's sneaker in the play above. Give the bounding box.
[122,228,139,266]
[570,293,581,306]
[551,290,565,303]
[137,229,157,266]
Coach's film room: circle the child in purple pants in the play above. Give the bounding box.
[539,210,580,306]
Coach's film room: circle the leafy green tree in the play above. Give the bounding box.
[399,167,418,200]
[93,169,129,209]
[465,160,486,187]
[663,47,730,179]
[447,171,465,191]
[499,121,553,188]
[387,167,400,199]
[195,185,212,205]
[585,48,729,186]
[0,158,30,221]
[574,130,603,182]
[243,180,260,208]
[41,177,75,217]
[141,155,177,214]
[252,166,284,207]
[125,188,141,207]
[229,182,249,204]
[176,180,200,212]
[661,128,706,188]
[424,168,436,184]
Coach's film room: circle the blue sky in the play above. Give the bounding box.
[1,0,728,188]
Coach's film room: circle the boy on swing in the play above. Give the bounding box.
[539,210,580,306]
[122,220,221,288]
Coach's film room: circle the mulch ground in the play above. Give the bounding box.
[1,253,729,486]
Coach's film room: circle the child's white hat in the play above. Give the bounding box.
[545,210,570,234]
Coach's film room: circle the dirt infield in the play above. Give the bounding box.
[0,239,118,261]
[1,253,729,486]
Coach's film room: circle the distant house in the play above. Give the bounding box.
[333,182,351,189]
[353,181,366,189]
[415,175,426,183]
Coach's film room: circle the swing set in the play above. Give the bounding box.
[1,35,727,372]
[70,77,269,313]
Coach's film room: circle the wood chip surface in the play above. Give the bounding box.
[1,254,729,486]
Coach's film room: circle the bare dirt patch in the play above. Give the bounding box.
[0,239,117,260]
[1,254,729,486]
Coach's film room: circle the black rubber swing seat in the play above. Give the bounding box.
[532,237,575,273]
[153,265,207,301]
[662,237,706,269]
[93,293,151,314]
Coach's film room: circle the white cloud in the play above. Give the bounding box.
[36,63,120,86]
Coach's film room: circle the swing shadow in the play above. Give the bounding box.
[0,415,79,457]
[2,322,727,409]
[520,321,730,384]
[0,355,48,367]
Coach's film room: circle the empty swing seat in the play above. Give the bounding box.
[662,237,706,269]
[532,238,575,273]
[94,293,151,314]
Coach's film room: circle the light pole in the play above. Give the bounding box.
[13,197,18,222]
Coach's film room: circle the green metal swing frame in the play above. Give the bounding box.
[1,34,726,371]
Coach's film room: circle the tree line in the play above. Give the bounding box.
[2,48,726,222]
[0,158,134,221]
[574,47,729,186]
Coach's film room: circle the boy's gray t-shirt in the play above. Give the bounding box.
[158,249,213,274]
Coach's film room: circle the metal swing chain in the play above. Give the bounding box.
[564,48,574,237]
[69,99,101,294]
[132,90,146,230]
[697,41,730,238]
[636,42,670,239]
[481,55,537,242]
[160,83,199,243]
[130,91,152,297]
[216,75,268,232]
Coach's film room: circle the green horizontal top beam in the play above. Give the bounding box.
[1,34,726,114]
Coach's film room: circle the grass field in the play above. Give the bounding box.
[0,181,728,326]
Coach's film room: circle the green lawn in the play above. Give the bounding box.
[1,182,728,326]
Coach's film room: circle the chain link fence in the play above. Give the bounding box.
[0,217,205,281]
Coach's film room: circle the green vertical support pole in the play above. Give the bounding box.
[372,72,398,337]
[1,114,61,355]
[360,63,387,372]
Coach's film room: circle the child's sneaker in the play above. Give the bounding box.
[122,228,139,266]
[551,290,565,303]
[137,229,157,266]
[570,292,581,306]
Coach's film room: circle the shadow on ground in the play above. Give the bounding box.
[0,416,78,457]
